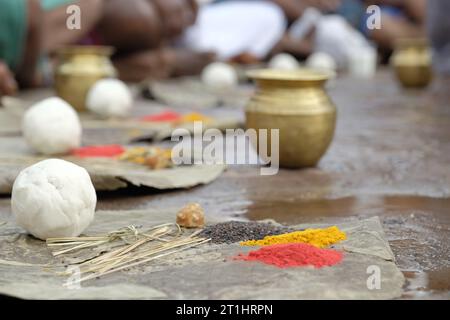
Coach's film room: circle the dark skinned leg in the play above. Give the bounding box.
[97,0,163,54]
[270,29,315,60]
[42,0,105,53]
[17,0,42,88]
[113,47,215,82]
[369,13,425,51]
[0,61,17,96]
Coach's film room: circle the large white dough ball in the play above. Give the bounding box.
[22,97,81,155]
[306,52,337,72]
[86,78,133,117]
[11,159,97,240]
[201,62,238,89]
[268,53,300,70]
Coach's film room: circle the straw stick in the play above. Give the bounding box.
[49,222,209,284]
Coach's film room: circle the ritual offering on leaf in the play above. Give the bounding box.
[0,136,226,193]
[0,210,405,299]
[118,146,173,170]
[71,144,174,170]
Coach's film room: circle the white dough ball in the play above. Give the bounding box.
[201,62,238,89]
[86,78,133,117]
[306,52,337,72]
[11,159,97,240]
[22,97,81,155]
[268,53,300,70]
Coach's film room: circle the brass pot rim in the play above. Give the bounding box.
[56,45,115,57]
[395,37,429,49]
[246,68,332,82]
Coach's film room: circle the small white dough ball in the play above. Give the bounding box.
[306,52,337,72]
[201,62,238,89]
[268,53,300,70]
[22,97,81,155]
[11,159,97,240]
[86,78,133,117]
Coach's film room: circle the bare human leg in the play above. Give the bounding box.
[369,13,425,51]
[42,0,105,53]
[17,0,42,88]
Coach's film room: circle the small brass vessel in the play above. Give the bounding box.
[245,69,336,168]
[391,38,433,88]
[54,46,117,111]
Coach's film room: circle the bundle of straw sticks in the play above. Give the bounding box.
[46,223,210,285]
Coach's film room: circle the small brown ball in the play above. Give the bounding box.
[176,203,205,228]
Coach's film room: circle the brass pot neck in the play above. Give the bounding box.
[254,79,327,90]
[248,69,330,89]
[56,46,114,60]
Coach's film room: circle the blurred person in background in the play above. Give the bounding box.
[278,0,426,63]
[182,0,344,61]
[0,0,42,95]
[0,0,433,97]
[363,0,426,56]
[0,0,215,96]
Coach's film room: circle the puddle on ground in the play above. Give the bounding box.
[403,269,450,299]
[245,195,450,225]
[245,195,450,299]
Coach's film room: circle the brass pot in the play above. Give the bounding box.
[54,46,117,111]
[245,69,336,168]
[391,38,433,88]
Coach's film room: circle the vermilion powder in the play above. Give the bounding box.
[71,145,125,158]
[235,243,343,268]
[140,111,182,122]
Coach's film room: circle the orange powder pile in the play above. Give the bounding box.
[235,243,343,268]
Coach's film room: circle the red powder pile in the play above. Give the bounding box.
[235,243,343,268]
[71,145,125,158]
[140,111,181,122]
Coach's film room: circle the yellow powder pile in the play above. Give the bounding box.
[180,113,212,123]
[240,226,346,248]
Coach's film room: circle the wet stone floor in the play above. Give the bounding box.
[1,70,449,299]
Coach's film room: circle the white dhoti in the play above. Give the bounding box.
[182,1,286,60]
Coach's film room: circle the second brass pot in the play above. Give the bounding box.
[54,46,117,112]
[245,69,336,168]
[391,38,433,88]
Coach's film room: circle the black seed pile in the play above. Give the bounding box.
[199,221,293,244]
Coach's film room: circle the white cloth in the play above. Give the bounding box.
[182,1,286,60]
[315,15,370,68]
[289,8,371,69]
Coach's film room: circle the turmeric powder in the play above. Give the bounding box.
[179,113,212,124]
[240,226,346,248]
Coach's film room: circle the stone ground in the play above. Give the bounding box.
[0,69,449,299]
